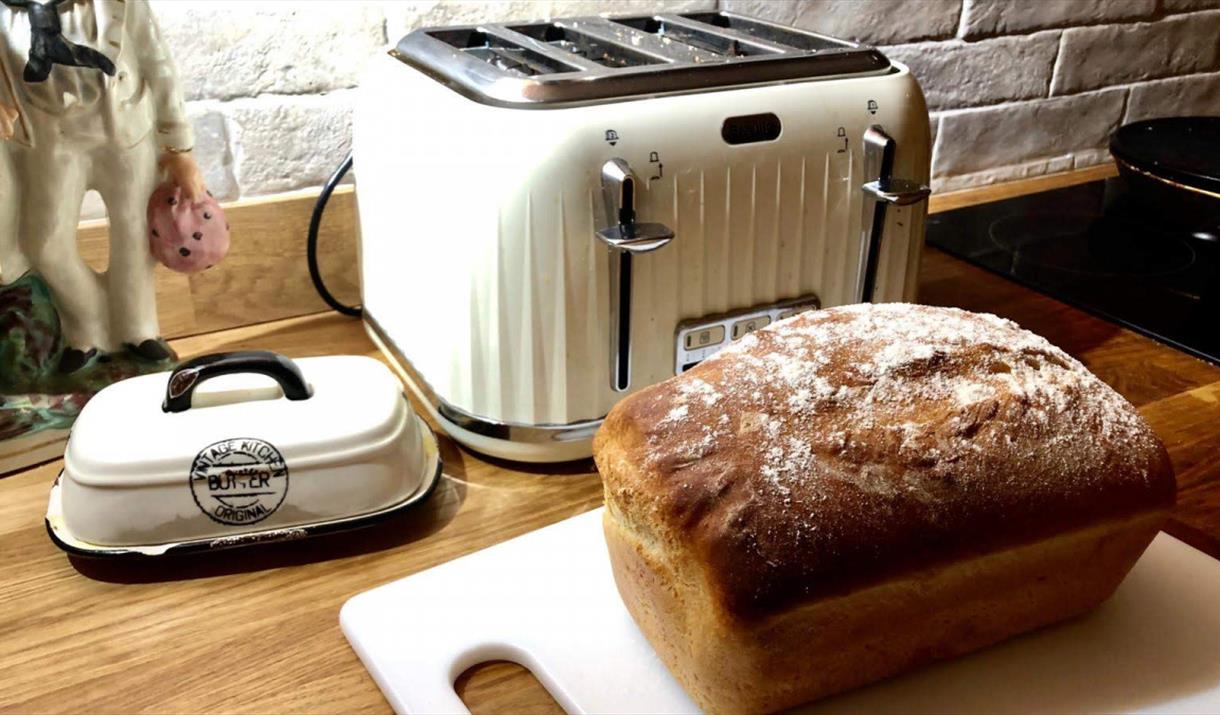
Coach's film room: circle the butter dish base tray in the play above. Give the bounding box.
[45,352,444,559]
[45,429,441,559]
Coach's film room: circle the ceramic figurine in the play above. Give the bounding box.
[0,0,225,473]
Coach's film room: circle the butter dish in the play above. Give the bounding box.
[46,351,441,557]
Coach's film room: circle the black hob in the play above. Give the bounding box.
[926,179,1219,365]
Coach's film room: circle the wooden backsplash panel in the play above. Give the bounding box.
[77,186,360,340]
[68,163,1115,340]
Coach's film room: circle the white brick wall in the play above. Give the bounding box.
[114,0,1220,219]
[730,0,1220,192]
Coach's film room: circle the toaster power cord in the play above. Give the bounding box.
[307,151,362,317]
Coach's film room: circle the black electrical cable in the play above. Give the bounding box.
[307,151,361,317]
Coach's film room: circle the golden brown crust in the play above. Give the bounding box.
[596,303,1176,621]
[604,506,1167,713]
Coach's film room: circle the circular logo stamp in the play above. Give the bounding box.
[190,438,289,526]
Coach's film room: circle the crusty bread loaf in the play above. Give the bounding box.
[595,303,1175,714]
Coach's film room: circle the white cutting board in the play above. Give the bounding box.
[341,508,1220,714]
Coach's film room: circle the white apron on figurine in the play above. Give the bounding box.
[0,0,229,474]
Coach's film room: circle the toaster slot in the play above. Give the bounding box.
[611,16,778,57]
[508,23,666,68]
[399,12,893,105]
[679,12,855,52]
[427,28,584,76]
[613,253,634,392]
[597,159,676,392]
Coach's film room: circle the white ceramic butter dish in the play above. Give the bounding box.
[46,351,441,557]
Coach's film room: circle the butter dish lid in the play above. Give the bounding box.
[49,351,443,557]
[65,352,403,485]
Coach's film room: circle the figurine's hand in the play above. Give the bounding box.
[0,102,18,141]
[160,151,206,202]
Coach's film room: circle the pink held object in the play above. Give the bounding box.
[146,183,230,273]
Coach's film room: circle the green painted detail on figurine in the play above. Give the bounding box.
[0,271,62,392]
[0,272,176,444]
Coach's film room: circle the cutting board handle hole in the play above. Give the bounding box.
[455,660,567,714]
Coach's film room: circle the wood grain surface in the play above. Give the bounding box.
[3,165,1218,715]
[927,163,1118,214]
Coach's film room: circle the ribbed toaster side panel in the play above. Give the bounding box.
[426,153,912,427]
[626,149,864,400]
[453,147,881,425]
[458,184,607,425]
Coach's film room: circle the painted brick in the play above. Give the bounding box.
[131,0,1220,199]
[1052,11,1220,95]
[1125,72,1220,121]
[961,0,1155,38]
[934,89,1127,177]
[1072,147,1114,169]
[931,155,1075,193]
[225,92,355,197]
[79,190,106,222]
[187,106,240,202]
[722,0,961,44]
[151,0,386,102]
[885,32,1059,110]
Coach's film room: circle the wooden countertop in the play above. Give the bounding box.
[4,174,1220,714]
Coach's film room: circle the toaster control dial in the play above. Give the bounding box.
[597,158,676,392]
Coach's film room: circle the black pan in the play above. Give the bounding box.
[1110,116,1220,238]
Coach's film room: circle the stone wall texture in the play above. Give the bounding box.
[730,0,1220,191]
[129,0,1220,216]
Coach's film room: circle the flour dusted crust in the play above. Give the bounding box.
[595,303,1175,713]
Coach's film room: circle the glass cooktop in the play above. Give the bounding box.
[926,178,1219,365]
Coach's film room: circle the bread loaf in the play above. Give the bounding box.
[595,303,1175,714]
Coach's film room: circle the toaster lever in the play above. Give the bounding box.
[596,159,675,252]
[856,127,930,303]
[863,177,931,206]
[597,159,675,393]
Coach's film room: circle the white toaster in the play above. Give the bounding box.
[354,11,931,462]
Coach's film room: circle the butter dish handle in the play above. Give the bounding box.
[162,351,314,413]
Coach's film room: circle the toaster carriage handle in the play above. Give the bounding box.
[163,351,314,413]
[856,126,931,303]
[596,159,676,393]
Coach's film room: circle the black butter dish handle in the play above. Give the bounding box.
[163,350,313,413]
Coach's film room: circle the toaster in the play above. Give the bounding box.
[353,11,931,462]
